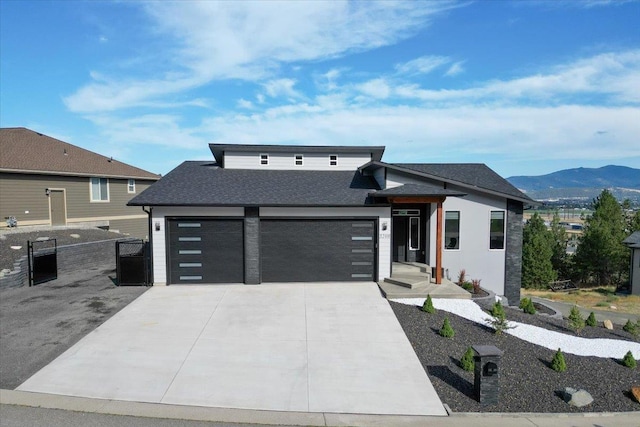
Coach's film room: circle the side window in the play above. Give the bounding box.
[409,217,420,250]
[329,155,338,166]
[128,179,136,193]
[295,154,303,166]
[90,177,109,202]
[444,211,460,250]
[260,154,269,165]
[490,211,505,250]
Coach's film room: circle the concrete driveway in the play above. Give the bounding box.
[17,283,446,416]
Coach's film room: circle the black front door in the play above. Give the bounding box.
[393,216,408,262]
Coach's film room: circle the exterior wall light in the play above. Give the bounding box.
[45,188,51,196]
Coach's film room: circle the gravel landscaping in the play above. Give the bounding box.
[390,300,640,413]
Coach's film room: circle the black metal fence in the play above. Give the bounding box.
[116,240,150,286]
[28,239,58,286]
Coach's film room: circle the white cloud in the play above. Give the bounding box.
[444,61,464,77]
[237,99,254,109]
[395,55,450,75]
[65,1,454,113]
[262,78,301,99]
[356,78,391,99]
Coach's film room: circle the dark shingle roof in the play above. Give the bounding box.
[623,231,640,248]
[129,161,380,206]
[0,127,160,180]
[370,183,466,198]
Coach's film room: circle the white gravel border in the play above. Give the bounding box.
[392,298,640,359]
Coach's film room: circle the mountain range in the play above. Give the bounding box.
[507,165,640,203]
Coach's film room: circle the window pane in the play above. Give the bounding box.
[409,217,420,250]
[490,211,505,249]
[91,178,100,201]
[99,178,108,200]
[444,211,460,249]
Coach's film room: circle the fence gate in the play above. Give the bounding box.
[116,240,150,286]
[28,239,58,286]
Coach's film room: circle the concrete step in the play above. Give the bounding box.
[384,276,431,289]
[378,281,472,300]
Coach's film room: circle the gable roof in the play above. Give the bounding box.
[360,161,538,205]
[209,143,385,166]
[128,161,381,207]
[371,183,466,198]
[0,127,160,180]
[623,231,640,248]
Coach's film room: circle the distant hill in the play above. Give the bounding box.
[507,165,640,203]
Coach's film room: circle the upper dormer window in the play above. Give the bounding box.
[260,154,269,165]
[295,154,303,166]
[329,155,338,166]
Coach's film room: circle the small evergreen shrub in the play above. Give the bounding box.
[622,351,637,369]
[422,295,436,314]
[567,306,585,335]
[460,347,475,371]
[519,298,536,315]
[551,348,567,372]
[490,300,506,319]
[586,312,597,327]
[439,318,455,338]
[461,282,473,292]
[623,319,639,339]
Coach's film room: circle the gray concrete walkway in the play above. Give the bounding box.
[16,283,446,416]
[531,296,639,325]
[2,390,640,427]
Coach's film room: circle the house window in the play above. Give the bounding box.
[490,211,505,250]
[127,179,136,193]
[260,154,269,165]
[444,211,460,250]
[90,177,109,202]
[295,154,303,166]
[330,155,338,166]
[409,217,420,250]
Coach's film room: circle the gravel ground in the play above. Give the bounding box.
[0,228,123,270]
[390,301,640,413]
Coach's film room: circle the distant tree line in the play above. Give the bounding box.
[522,189,640,289]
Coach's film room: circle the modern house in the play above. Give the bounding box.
[129,143,537,303]
[0,127,160,238]
[623,231,640,295]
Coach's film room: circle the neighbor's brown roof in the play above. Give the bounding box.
[0,127,160,180]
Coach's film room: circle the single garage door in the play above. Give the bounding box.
[261,219,376,282]
[167,218,243,284]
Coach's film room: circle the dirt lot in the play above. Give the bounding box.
[522,287,640,316]
[0,267,147,389]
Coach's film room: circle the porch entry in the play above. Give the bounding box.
[392,208,425,263]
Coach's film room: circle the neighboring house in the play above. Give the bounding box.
[129,143,538,303]
[623,231,640,296]
[0,127,160,238]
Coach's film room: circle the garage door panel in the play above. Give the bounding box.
[168,219,243,284]
[261,219,376,282]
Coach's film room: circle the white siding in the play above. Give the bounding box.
[224,151,372,170]
[150,207,244,285]
[429,187,507,296]
[261,207,391,281]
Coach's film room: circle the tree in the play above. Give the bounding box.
[549,212,571,279]
[551,349,567,372]
[573,190,629,285]
[522,213,556,288]
[422,295,436,314]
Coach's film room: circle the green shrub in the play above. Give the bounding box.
[586,312,597,327]
[567,306,585,335]
[519,298,536,315]
[422,295,436,314]
[461,347,475,372]
[623,319,640,339]
[490,300,506,319]
[622,351,637,369]
[518,298,529,310]
[439,318,455,338]
[461,282,473,292]
[551,349,567,372]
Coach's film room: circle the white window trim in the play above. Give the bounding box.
[444,210,460,251]
[489,210,506,251]
[329,155,338,166]
[295,154,304,166]
[127,179,136,194]
[90,177,110,203]
[260,153,269,165]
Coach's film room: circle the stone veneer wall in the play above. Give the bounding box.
[504,199,524,306]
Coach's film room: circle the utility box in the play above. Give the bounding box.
[472,345,503,406]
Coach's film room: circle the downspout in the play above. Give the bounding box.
[142,206,153,285]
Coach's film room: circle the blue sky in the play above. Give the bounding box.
[1,0,639,178]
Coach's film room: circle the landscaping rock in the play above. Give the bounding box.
[562,387,593,407]
[70,234,80,238]
[603,319,614,330]
[632,386,640,404]
[35,237,50,241]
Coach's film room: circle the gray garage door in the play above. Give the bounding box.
[261,219,376,282]
[168,219,244,284]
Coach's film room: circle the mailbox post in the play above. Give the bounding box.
[472,345,503,406]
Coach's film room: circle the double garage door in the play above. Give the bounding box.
[167,218,376,284]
